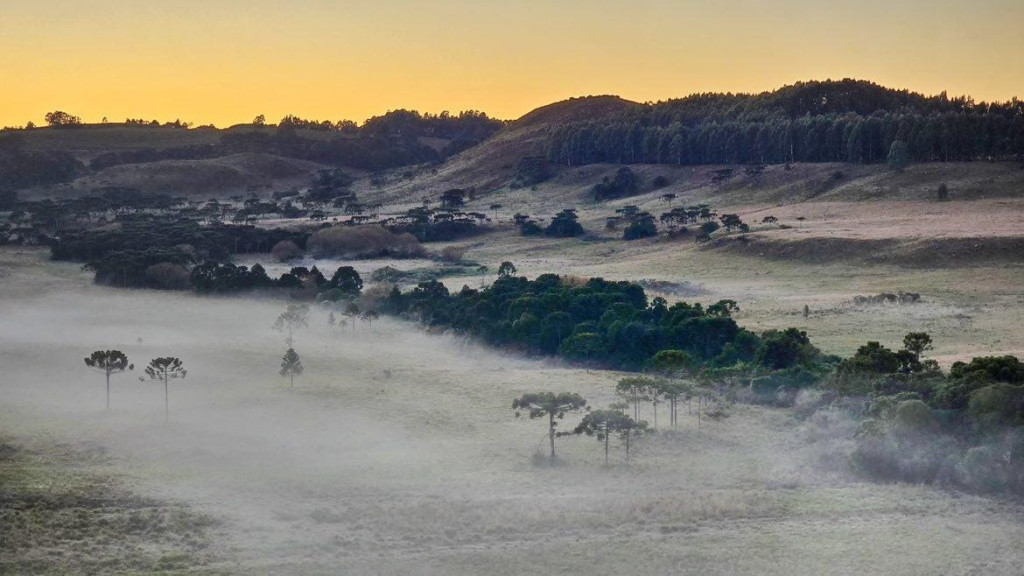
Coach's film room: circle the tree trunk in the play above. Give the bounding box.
[625,432,631,463]
[290,372,294,388]
[548,412,556,461]
[105,371,111,410]
[604,432,609,464]
[164,377,169,423]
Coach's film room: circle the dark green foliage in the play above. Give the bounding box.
[755,328,821,370]
[0,134,82,189]
[511,156,552,188]
[383,206,484,242]
[53,214,306,287]
[698,221,720,236]
[219,109,503,172]
[949,355,1024,384]
[592,167,641,201]
[622,212,657,240]
[718,213,746,232]
[326,266,363,295]
[544,209,585,238]
[546,80,1024,166]
[382,273,761,371]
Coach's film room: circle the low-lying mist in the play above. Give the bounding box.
[3,254,1024,575]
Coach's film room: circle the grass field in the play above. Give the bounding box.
[3,247,1024,574]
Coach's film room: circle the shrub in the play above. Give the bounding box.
[439,245,468,262]
[307,226,426,259]
[271,240,302,262]
[145,262,191,290]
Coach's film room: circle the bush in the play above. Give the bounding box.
[307,226,426,259]
[271,240,302,262]
[439,245,468,262]
[145,262,191,290]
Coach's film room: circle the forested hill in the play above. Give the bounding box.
[541,79,1024,166]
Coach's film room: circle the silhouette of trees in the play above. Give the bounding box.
[512,392,588,461]
[141,357,187,422]
[545,80,1024,167]
[84,350,133,409]
[44,110,81,127]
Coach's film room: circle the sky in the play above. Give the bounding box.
[1,0,1022,127]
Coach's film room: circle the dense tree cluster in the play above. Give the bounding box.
[51,214,307,287]
[380,272,827,372]
[545,80,1024,167]
[0,134,82,189]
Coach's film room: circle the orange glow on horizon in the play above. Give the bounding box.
[1,0,1022,127]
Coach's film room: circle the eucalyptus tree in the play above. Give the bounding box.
[84,350,133,409]
[280,348,303,388]
[273,304,309,346]
[141,357,187,422]
[512,392,587,461]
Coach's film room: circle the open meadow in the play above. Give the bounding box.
[3,246,1024,575]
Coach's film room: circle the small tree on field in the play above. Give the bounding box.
[141,357,187,422]
[937,183,949,202]
[273,304,309,346]
[280,348,303,388]
[512,392,587,461]
[84,350,133,409]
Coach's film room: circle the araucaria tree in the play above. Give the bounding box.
[512,392,587,461]
[84,350,133,409]
[141,357,187,422]
[273,304,310,346]
[280,348,303,388]
[574,409,631,464]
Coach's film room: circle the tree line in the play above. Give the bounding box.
[544,80,1024,167]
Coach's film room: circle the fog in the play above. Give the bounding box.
[4,254,1024,575]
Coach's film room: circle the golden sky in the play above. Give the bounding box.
[1,0,1022,127]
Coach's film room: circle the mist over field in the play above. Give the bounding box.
[2,249,1023,575]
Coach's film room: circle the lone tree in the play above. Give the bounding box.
[84,350,133,409]
[141,357,187,422]
[512,392,587,461]
[574,409,631,464]
[280,348,303,388]
[273,304,309,346]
